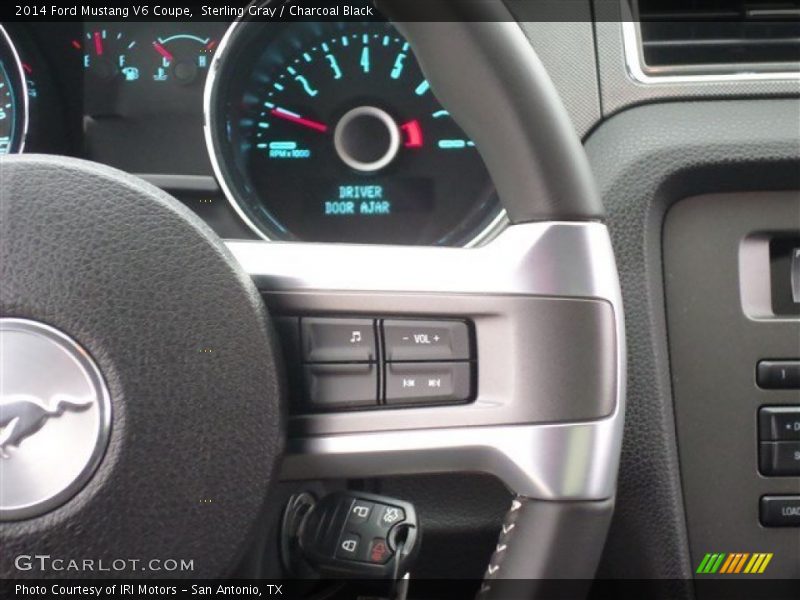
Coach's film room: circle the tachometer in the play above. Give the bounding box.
[205,21,503,246]
[0,25,28,154]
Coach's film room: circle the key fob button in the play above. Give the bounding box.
[336,532,361,559]
[367,538,393,564]
[376,505,406,528]
[348,500,375,525]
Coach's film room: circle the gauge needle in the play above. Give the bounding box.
[401,120,424,148]
[153,42,174,62]
[271,107,329,133]
[93,32,104,56]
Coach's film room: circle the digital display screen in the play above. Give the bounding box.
[310,179,434,218]
[250,174,443,244]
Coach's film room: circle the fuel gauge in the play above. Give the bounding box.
[151,34,217,85]
[78,29,140,82]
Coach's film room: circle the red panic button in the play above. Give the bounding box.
[369,539,392,564]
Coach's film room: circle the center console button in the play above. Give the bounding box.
[759,407,800,441]
[757,361,800,390]
[759,441,800,476]
[760,495,800,527]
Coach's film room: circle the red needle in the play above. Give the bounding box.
[271,108,329,133]
[93,32,104,56]
[153,42,174,62]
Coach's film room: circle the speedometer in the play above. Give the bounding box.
[205,21,504,246]
[0,25,28,155]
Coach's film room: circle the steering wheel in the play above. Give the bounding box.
[0,4,624,597]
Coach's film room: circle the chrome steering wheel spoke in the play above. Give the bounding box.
[227,221,625,501]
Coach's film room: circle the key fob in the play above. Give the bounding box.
[297,491,419,579]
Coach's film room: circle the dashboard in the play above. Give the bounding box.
[0,19,503,246]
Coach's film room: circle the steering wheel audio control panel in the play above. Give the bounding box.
[276,316,476,413]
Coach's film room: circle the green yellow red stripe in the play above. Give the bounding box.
[697,552,773,575]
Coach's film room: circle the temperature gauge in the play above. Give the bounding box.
[151,34,217,85]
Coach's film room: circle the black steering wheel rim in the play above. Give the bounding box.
[0,155,284,578]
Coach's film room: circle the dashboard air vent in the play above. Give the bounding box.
[633,0,800,74]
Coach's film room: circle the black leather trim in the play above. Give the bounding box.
[477,497,613,600]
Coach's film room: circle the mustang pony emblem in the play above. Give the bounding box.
[0,394,95,458]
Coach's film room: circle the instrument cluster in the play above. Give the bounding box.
[1,19,503,246]
[205,20,503,246]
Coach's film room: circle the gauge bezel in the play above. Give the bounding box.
[203,19,509,247]
[0,25,29,155]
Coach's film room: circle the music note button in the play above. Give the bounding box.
[301,318,376,363]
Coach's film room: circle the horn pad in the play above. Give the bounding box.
[0,155,283,577]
